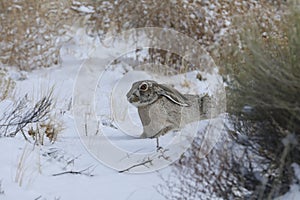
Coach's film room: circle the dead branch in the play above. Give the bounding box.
[157,148,171,161]
[118,158,153,173]
[52,166,95,177]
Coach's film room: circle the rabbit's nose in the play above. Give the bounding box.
[126,91,131,98]
[128,95,139,103]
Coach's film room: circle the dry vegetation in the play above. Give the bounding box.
[0,0,77,70]
[0,0,285,71]
[158,3,300,200]
[0,0,73,142]
[0,91,63,145]
[84,0,282,46]
[0,71,16,101]
[71,0,285,75]
[0,0,299,198]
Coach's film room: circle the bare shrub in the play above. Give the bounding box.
[158,134,258,200]
[0,90,62,144]
[0,0,76,70]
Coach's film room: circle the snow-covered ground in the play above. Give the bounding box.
[0,26,299,200]
[0,27,225,200]
[0,30,167,200]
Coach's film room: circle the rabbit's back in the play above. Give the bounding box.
[181,94,211,125]
[138,94,211,138]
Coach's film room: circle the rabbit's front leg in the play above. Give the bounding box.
[149,125,174,138]
[140,131,149,138]
[140,124,176,138]
[138,106,153,138]
[138,101,168,138]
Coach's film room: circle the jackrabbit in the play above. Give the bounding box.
[126,80,211,138]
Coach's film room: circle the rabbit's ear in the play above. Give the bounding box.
[156,84,190,107]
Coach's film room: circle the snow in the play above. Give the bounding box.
[276,184,300,200]
[0,86,164,198]
[71,2,94,14]
[292,163,300,181]
[0,25,228,199]
[0,31,165,200]
[282,134,298,147]
[0,9,296,199]
[72,5,95,14]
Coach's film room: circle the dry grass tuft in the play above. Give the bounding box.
[28,118,64,145]
[0,70,16,100]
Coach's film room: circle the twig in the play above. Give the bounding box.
[64,155,81,169]
[158,148,171,161]
[84,122,88,136]
[118,148,147,162]
[52,166,94,177]
[95,120,100,135]
[118,158,153,173]
[19,127,29,141]
[34,195,42,200]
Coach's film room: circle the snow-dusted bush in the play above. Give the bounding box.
[224,7,300,198]
[158,3,300,200]
[0,0,75,70]
[71,0,284,75]
[82,0,282,49]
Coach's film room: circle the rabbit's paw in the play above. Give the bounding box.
[140,132,148,139]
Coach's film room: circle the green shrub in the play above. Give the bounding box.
[222,6,300,199]
[159,4,300,200]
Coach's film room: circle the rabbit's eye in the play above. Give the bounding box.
[139,83,148,91]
